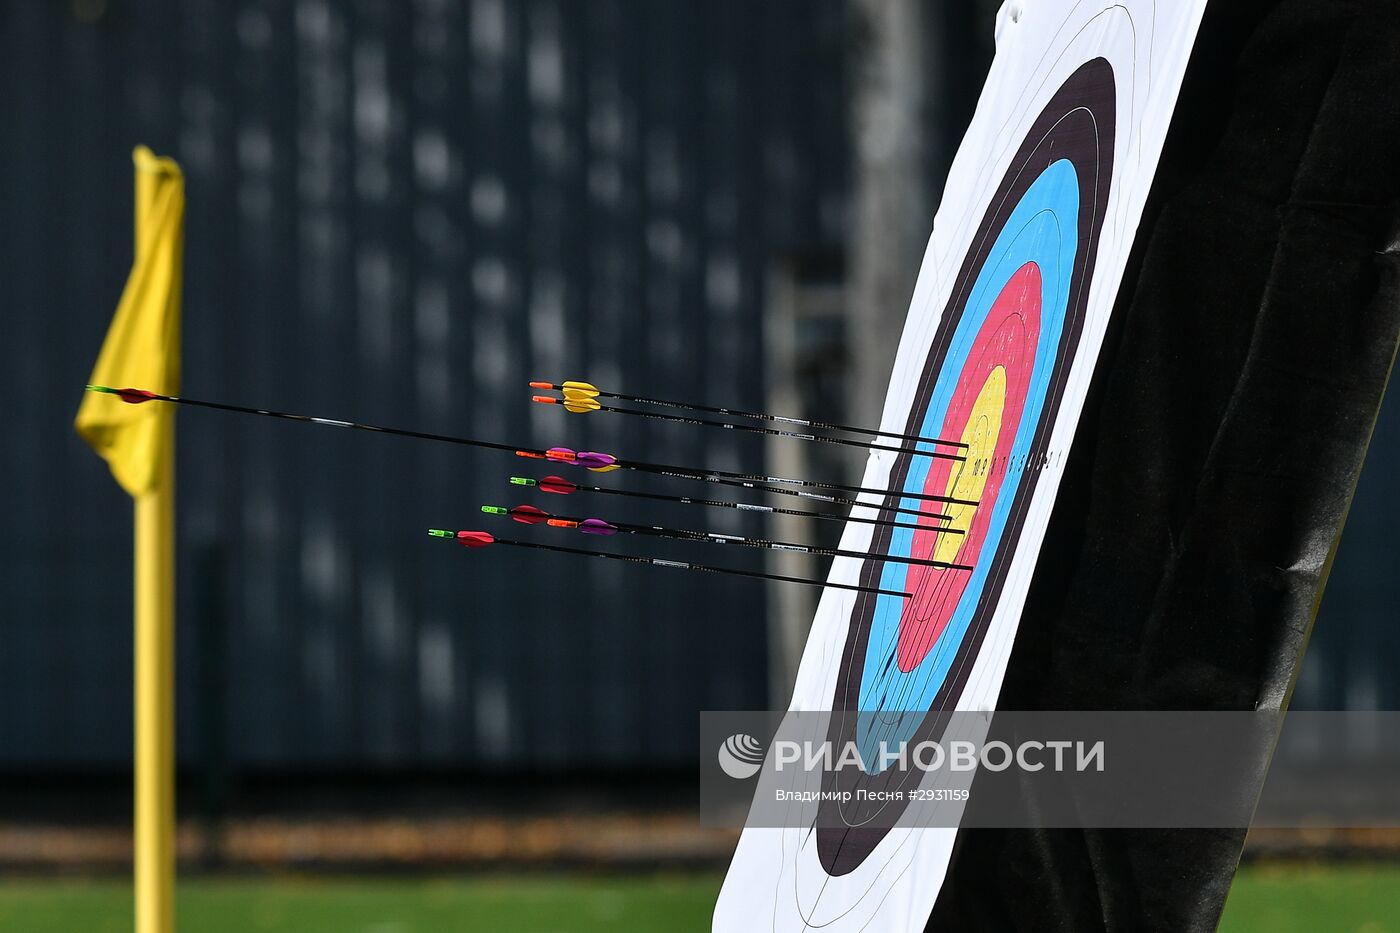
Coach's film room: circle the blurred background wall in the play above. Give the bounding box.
[0,0,1391,803]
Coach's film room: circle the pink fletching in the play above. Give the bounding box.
[579,519,619,536]
[574,451,617,469]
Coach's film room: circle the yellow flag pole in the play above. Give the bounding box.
[75,145,182,932]
[134,415,175,933]
[131,153,176,933]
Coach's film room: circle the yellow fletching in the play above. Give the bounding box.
[563,397,602,413]
[588,463,622,473]
[562,381,600,398]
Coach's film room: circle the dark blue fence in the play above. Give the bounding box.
[1,0,850,771]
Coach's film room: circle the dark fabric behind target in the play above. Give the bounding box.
[926,1,1400,930]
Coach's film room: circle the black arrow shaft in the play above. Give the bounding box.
[570,482,951,532]
[448,533,911,599]
[109,390,526,455]
[104,388,976,512]
[539,512,970,571]
[569,384,970,450]
[612,456,979,508]
[591,401,962,461]
[608,471,968,522]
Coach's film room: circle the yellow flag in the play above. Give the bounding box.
[75,146,184,497]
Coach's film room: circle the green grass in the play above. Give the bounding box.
[1219,863,1400,933]
[0,863,1394,932]
[0,874,720,933]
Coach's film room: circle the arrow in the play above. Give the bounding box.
[511,475,954,533]
[530,379,969,450]
[481,503,971,571]
[86,385,530,456]
[532,395,963,462]
[87,386,976,511]
[428,529,912,599]
[515,446,979,509]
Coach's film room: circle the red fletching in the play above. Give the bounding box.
[115,387,158,404]
[509,504,549,525]
[539,475,577,495]
[455,531,495,548]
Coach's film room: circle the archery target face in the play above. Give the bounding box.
[715,2,1211,930]
[815,56,1116,874]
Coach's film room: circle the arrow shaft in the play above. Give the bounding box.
[546,513,970,571]
[591,401,962,461]
[565,384,970,450]
[567,481,952,532]
[99,387,974,513]
[612,457,979,508]
[622,471,963,521]
[443,532,911,598]
[107,390,526,456]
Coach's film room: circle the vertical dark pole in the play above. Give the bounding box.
[849,0,930,435]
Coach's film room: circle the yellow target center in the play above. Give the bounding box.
[933,365,1006,565]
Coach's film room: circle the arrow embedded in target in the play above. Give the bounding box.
[532,393,963,461]
[479,503,971,571]
[529,378,969,450]
[510,475,952,532]
[427,528,913,598]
